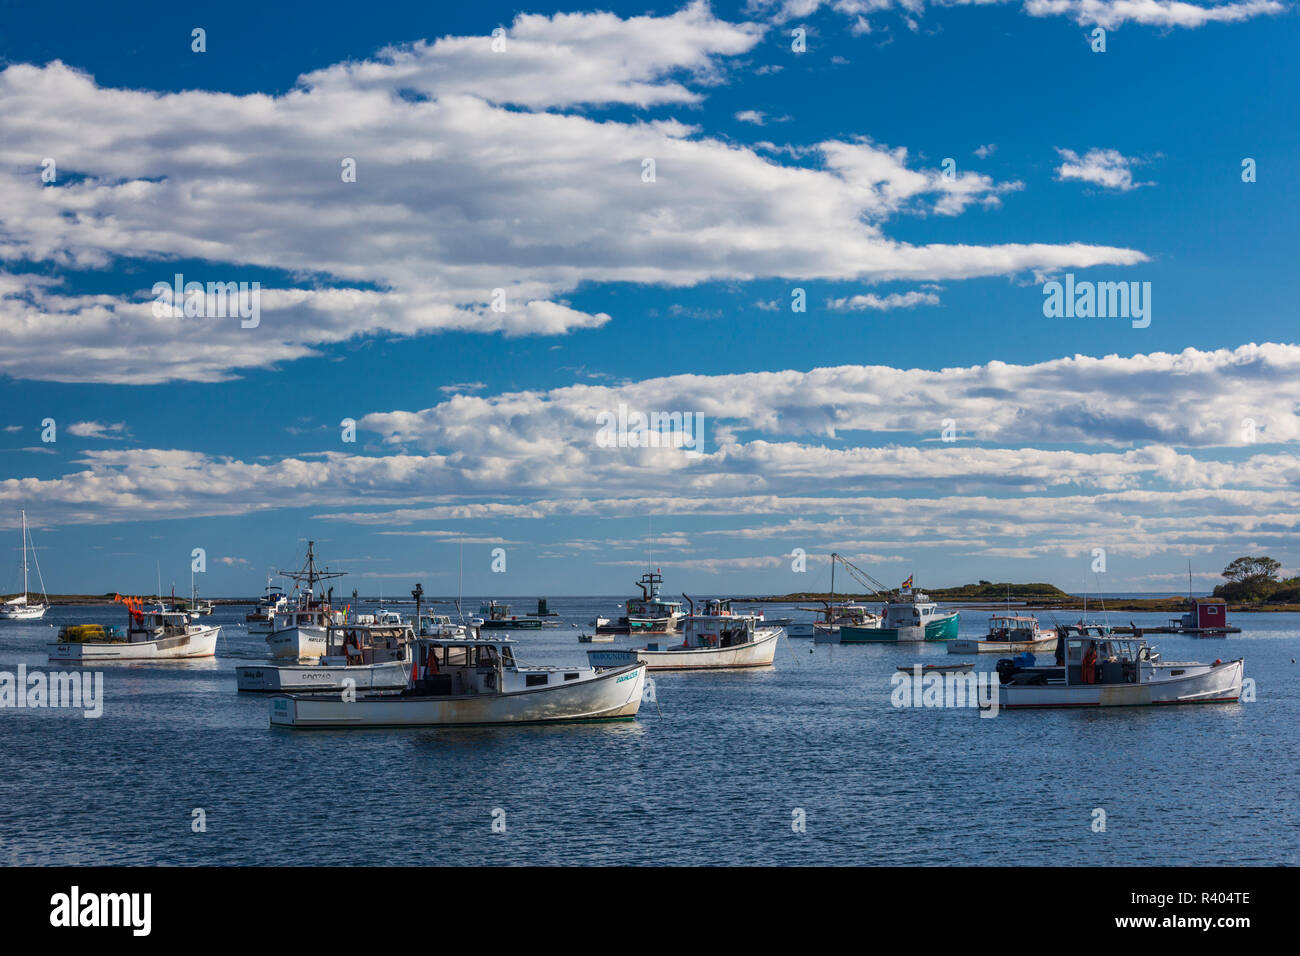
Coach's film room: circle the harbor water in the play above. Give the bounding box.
[1,599,1296,866]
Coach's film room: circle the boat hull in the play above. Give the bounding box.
[1000,659,1243,709]
[838,613,959,644]
[948,634,1057,654]
[49,625,220,661]
[270,663,646,728]
[589,628,780,670]
[266,625,328,659]
[1,604,47,621]
[236,659,410,693]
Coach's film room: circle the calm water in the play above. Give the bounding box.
[1,598,1296,866]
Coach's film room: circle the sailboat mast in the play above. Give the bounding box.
[20,510,28,601]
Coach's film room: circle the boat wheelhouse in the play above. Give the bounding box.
[588,598,780,671]
[948,614,1057,654]
[840,590,958,643]
[270,631,646,728]
[51,598,220,662]
[996,631,1243,709]
[237,621,414,692]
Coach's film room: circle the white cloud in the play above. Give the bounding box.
[826,290,940,310]
[0,6,1144,384]
[1055,148,1151,191]
[66,421,130,440]
[735,109,767,124]
[750,0,1284,30]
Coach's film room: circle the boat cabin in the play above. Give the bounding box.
[129,609,198,641]
[677,599,758,649]
[987,614,1042,640]
[407,633,595,697]
[821,603,875,626]
[322,622,413,667]
[882,592,941,628]
[999,627,1156,687]
[273,606,341,630]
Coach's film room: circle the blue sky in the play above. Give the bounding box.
[1,0,1298,597]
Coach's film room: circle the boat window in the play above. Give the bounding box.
[564,672,579,681]
[475,646,499,667]
[500,647,515,666]
[526,673,548,687]
[444,645,469,667]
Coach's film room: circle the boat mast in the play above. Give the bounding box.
[279,540,346,608]
[20,510,28,603]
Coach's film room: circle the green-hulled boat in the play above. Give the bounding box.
[839,591,959,643]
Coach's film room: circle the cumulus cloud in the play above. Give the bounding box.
[749,0,1283,30]
[1055,148,1151,191]
[0,5,1144,383]
[826,290,940,310]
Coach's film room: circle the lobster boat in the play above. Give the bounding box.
[50,598,220,661]
[264,542,347,659]
[948,614,1057,654]
[236,620,415,692]
[270,632,646,728]
[996,628,1243,709]
[587,598,779,671]
[810,603,881,643]
[596,570,684,634]
[477,600,543,630]
[840,590,958,643]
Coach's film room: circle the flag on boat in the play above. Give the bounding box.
[902,575,914,589]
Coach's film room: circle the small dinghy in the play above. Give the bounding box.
[895,662,974,673]
[578,633,614,643]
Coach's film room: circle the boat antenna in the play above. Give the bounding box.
[456,540,464,623]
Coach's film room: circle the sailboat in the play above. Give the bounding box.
[1,510,50,621]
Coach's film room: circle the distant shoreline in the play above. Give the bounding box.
[13,591,1300,613]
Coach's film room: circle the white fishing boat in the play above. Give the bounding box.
[948,614,1057,654]
[236,620,414,692]
[996,627,1243,709]
[1,511,49,621]
[811,603,881,643]
[587,598,780,671]
[264,541,347,659]
[270,632,646,728]
[247,580,289,635]
[50,598,219,662]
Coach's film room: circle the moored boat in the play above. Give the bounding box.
[587,597,779,671]
[50,596,220,661]
[247,581,289,635]
[1,511,49,621]
[596,570,684,634]
[236,620,414,692]
[810,602,881,643]
[996,628,1243,709]
[477,600,543,630]
[269,632,646,728]
[839,585,959,644]
[264,542,347,659]
[948,614,1057,654]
